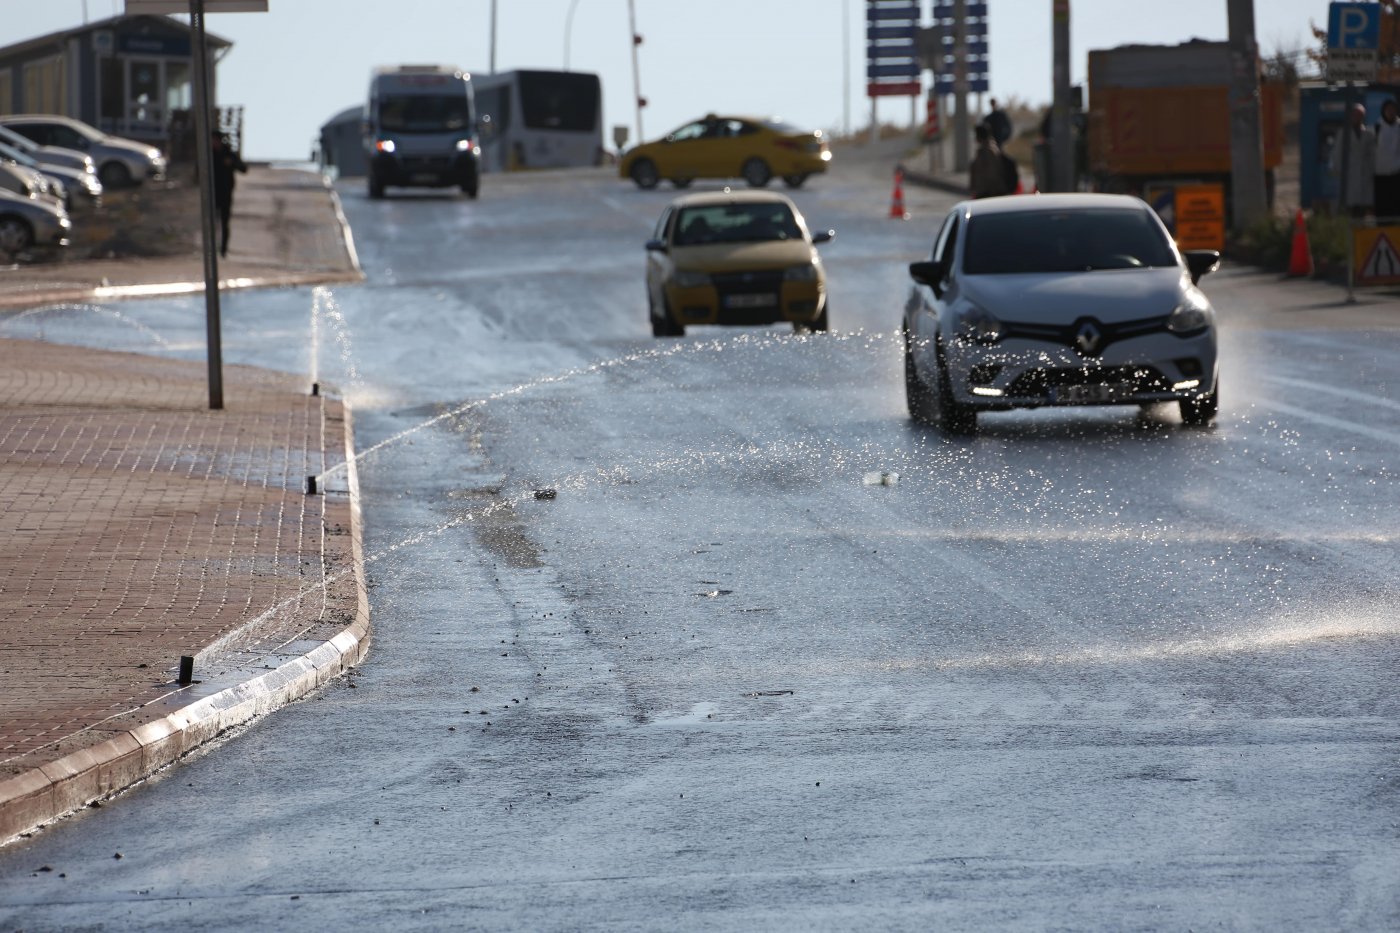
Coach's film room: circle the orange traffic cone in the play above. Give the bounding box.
[889,167,909,220]
[1287,209,1313,277]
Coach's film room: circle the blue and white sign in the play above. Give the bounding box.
[1328,2,1381,48]
[1327,2,1381,81]
[866,0,921,97]
[931,0,990,95]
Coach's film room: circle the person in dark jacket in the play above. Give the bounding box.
[211,131,248,257]
[969,124,1009,199]
[983,98,1012,147]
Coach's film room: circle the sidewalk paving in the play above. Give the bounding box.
[0,167,369,845]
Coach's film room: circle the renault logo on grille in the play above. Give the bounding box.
[1075,321,1104,356]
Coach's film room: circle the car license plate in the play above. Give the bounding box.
[724,293,777,309]
[1055,384,1127,404]
[412,172,438,183]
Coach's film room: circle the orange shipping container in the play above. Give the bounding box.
[1088,42,1284,183]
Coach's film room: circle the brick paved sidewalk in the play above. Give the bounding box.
[0,338,367,842]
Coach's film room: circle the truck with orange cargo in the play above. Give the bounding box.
[1087,40,1284,205]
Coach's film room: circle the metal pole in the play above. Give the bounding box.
[843,0,851,137]
[489,0,498,74]
[1342,82,1357,303]
[1226,0,1268,229]
[564,0,581,70]
[1051,0,1073,192]
[953,0,969,172]
[627,0,643,142]
[190,0,222,410]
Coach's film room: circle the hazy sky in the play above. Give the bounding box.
[15,1,1326,158]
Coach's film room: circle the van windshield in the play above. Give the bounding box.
[379,94,472,134]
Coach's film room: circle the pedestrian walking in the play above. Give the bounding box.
[1374,99,1400,220]
[1331,102,1375,219]
[970,124,1010,199]
[983,97,1012,147]
[211,131,248,257]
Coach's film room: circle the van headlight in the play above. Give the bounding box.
[957,304,1004,344]
[375,139,396,154]
[1167,294,1211,334]
[673,270,711,288]
[784,263,818,282]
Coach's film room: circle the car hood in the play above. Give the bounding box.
[673,239,815,272]
[100,137,160,161]
[37,146,91,172]
[960,266,1191,323]
[0,187,63,218]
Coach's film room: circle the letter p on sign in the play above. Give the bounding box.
[1329,2,1381,50]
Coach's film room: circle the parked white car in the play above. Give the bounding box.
[0,123,94,176]
[0,115,166,189]
[0,187,71,256]
[902,193,1221,435]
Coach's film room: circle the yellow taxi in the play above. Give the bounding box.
[645,190,834,337]
[620,115,831,190]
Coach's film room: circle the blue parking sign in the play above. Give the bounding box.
[1328,2,1381,50]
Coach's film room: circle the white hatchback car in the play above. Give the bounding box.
[902,194,1221,435]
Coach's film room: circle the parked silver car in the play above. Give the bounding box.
[902,193,1221,435]
[0,161,60,206]
[0,187,71,256]
[0,115,166,189]
[0,123,94,176]
[0,140,101,209]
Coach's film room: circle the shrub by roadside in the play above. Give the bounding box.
[1228,211,1352,280]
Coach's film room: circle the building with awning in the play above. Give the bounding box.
[0,14,231,149]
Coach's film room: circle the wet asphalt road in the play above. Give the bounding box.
[2,161,1399,931]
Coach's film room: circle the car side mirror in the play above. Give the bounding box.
[645,238,668,252]
[909,260,944,297]
[811,229,834,244]
[1183,249,1220,285]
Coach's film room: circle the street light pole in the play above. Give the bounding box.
[627,0,644,142]
[189,0,223,410]
[1050,0,1073,192]
[843,0,851,138]
[1227,0,1269,229]
[489,0,498,74]
[564,0,582,71]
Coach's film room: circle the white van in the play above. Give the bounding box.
[364,65,480,199]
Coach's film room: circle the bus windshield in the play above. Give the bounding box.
[518,72,600,132]
[379,94,471,134]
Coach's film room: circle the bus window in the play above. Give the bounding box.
[519,72,600,132]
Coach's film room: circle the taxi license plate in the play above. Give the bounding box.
[724,293,777,309]
[1055,384,1128,404]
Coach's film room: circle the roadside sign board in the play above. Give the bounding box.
[1354,226,1400,285]
[1328,2,1380,81]
[126,1,268,12]
[866,0,921,98]
[931,0,990,95]
[1174,184,1226,251]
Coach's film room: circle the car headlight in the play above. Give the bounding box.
[673,270,711,288]
[957,304,1004,344]
[376,139,396,154]
[784,263,818,282]
[1167,294,1212,334]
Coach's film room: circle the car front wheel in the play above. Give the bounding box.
[99,161,132,189]
[650,296,684,337]
[1180,382,1219,426]
[630,158,660,189]
[0,215,34,254]
[904,331,939,425]
[936,344,978,436]
[742,158,772,187]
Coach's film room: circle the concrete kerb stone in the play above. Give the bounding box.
[0,399,371,848]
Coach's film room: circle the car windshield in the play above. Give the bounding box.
[673,203,803,246]
[963,208,1178,275]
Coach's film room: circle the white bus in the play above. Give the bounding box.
[364,65,481,199]
[472,70,604,172]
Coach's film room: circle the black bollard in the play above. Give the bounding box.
[178,656,194,685]
[306,475,318,495]
[310,382,320,397]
